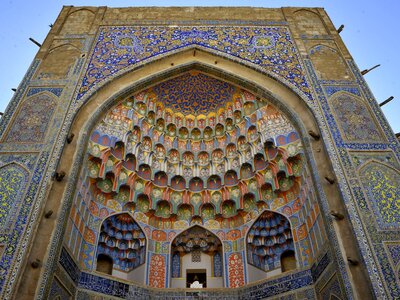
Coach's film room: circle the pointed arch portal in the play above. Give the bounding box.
[171,225,223,288]
[33,40,360,300]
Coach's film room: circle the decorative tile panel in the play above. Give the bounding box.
[4,93,57,143]
[359,162,400,230]
[76,26,312,101]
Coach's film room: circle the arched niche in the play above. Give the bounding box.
[170,225,223,288]
[36,47,364,299]
[62,63,326,288]
[309,44,351,80]
[330,92,383,142]
[4,92,57,143]
[280,250,296,272]
[35,44,81,79]
[246,210,296,283]
[59,9,95,35]
[358,161,400,230]
[96,254,113,275]
[96,213,147,283]
[293,9,328,36]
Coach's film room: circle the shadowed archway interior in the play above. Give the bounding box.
[63,68,328,290]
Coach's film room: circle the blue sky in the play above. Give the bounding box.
[1,1,398,133]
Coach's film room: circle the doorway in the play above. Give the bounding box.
[187,269,207,288]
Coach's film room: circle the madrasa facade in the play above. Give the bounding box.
[0,6,399,300]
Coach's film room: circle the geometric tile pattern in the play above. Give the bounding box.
[4,93,56,143]
[227,252,245,287]
[319,275,343,300]
[0,164,29,232]
[171,252,180,278]
[330,93,382,142]
[153,72,236,115]
[214,252,223,277]
[48,278,71,300]
[359,162,400,230]
[76,26,312,101]
[148,254,166,288]
[385,243,400,267]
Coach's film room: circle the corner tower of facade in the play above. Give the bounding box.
[0,6,398,300]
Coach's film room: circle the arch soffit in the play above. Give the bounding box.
[63,49,329,237]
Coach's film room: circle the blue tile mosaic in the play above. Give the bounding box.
[75,26,312,102]
[26,87,63,98]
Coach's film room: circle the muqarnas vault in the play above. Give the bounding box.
[0,6,399,300]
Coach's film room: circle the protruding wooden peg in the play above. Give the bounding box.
[29,37,42,47]
[66,133,74,144]
[308,130,320,141]
[379,96,394,107]
[361,64,380,75]
[53,171,66,182]
[347,257,359,266]
[44,210,53,219]
[31,259,42,268]
[330,211,344,220]
[325,176,335,184]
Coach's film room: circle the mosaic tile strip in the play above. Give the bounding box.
[311,252,330,282]
[79,272,129,298]
[323,86,360,97]
[48,278,71,300]
[59,247,81,284]
[245,270,313,299]
[26,87,63,98]
[76,26,312,102]
[0,153,38,170]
